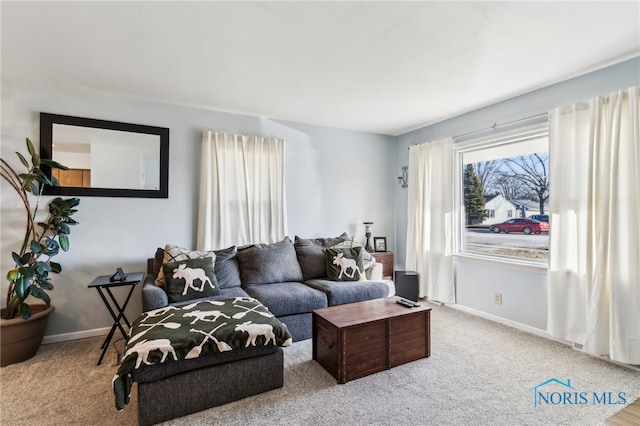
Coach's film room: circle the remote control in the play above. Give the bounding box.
[396,298,420,308]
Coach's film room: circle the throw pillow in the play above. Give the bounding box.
[163,257,220,303]
[155,244,216,287]
[324,246,364,282]
[236,237,304,286]
[294,232,349,280]
[330,240,376,269]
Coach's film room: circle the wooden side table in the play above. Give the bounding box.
[372,251,394,279]
[88,272,144,365]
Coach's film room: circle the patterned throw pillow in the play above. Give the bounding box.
[155,244,216,286]
[329,240,376,280]
[162,257,220,303]
[324,247,364,282]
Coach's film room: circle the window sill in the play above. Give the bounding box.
[454,252,548,274]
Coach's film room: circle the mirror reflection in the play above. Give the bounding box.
[52,124,161,190]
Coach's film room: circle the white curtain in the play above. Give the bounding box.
[197,131,287,250]
[405,138,455,303]
[547,87,639,364]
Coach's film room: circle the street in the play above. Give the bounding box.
[465,228,549,259]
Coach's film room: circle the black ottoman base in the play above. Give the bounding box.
[137,348,284,425]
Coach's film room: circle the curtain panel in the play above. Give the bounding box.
[405,138,455,303]
[547,86,639,364]
[197,131,287,250]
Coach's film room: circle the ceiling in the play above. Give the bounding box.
[2,1,639,136]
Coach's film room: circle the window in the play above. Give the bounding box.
[456,123,549,263]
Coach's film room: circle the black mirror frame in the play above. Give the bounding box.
[39,113,169,198]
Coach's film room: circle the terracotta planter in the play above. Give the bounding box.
[0,305,54,367]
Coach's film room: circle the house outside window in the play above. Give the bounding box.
[455,123,550,264]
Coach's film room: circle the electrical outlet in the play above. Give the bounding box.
[494,292,503,305]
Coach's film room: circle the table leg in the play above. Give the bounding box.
[93,283,138,365]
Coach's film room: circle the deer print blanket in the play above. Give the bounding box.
[113,297,292,410]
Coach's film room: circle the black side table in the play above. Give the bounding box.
[88,272,144,365]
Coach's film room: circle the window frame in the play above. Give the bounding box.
[453,122,550,271]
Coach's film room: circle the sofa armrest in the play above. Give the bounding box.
[366,262,383,281]
[142,277,169,312]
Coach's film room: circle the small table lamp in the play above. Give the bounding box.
[363,222,373,252]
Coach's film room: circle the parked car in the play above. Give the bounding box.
[528,214,549,223]
[491,218,549,235]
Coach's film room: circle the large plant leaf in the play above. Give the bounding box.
[34,261,52,274]
[30,240,43,254]
[16,151,29,168]
[20,303,32,320]
[31,153,41,167]
[11,252,22,266]
[30,286,51,305]
[49,261,61,273]
[58,223,70,235]
[40,158,69,170]
[40,280,54,290]
[15,276,29,299]
[26,138,36,157]
[58,234,69,251]
[18,267,35,279]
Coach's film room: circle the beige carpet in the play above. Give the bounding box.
[1,303,638,425]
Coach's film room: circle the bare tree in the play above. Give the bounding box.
[495,171,527,200]
[474,160,501,196]
[502,154,549,214]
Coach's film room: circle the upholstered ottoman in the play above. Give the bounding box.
[135,346,284,425]
[113,298,291,425]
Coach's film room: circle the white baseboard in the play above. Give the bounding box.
[444,303,561,342]
[42,327,110,345]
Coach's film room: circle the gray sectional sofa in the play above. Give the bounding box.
[133,234,394,424]
[142,234,395,341]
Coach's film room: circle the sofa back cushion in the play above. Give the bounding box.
[213,246,242,289]
[236,237,304,286]
[294,233,349,281]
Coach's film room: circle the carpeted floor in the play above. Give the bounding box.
[1,303,638,425]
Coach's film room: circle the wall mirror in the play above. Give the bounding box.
[40,113,169,198]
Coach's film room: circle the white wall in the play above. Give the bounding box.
[0,80,396,340]
[394,57,640,330]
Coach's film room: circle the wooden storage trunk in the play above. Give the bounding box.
[312,298,431,383]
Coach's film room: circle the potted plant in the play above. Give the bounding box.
[0,138,79,366]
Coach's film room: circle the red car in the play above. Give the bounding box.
[490,218,549,235]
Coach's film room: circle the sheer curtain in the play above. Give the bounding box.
[405,138,455,303]
[197,131,287,250]
[548,87,639,364]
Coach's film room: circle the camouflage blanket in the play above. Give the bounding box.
[113,297,292,410]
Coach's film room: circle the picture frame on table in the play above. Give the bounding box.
[373,237,387,252]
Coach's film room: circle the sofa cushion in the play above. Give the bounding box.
[294,233,349,281]
[213,246,242,289]
[304,279,390,306]
[324,246,364,281]
[163,257,220,303]
[244,282,327,317]
[236,237,303,286]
